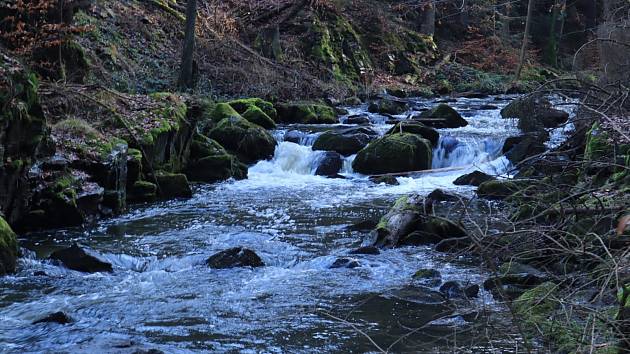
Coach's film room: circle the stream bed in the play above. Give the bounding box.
[1,95,553,353]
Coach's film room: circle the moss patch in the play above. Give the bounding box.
[0,216,19,275]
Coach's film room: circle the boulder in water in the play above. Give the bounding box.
[413,104,468,128]
[33,311,73,325]
[349,246,380,255]
[0,217,18,276]
[503,134,547,165]
[185,134,247,183]
[477,180,520,200]
[49,244,113,273]
[369,175,399,185]
[313,151,343,177]
[127,181,158,203]
[439,281,464,299]
[427,189,462,202]
[500,95,569,132]
[206,247,265,269]
[228,98,277,121]
[344,114,370,125]
[385,121,439,146]
[276,103,338,124]
[155,173,193,199]
[453,171,496,186]
[412,268,442,287]
[484,262,548,300]
[352,133,432,175]
[346,220,378,232]
[312,127,377,156]
[367,97,409,115]
[208,116,277,164]
[330,257,360,269]
[241,105,276,129]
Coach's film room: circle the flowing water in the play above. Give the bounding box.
[1,95,558,353]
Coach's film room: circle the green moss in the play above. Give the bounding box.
[0,216,19,275]
[413,268,441,279]
[352,133,432,174]
[209,103,242,124]
[584,122,609,161]
[276,103,338,124]
[241,105,276,129]
[128,148,142,162]
[228,98,277,120]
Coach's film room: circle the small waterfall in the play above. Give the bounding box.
[432,135,505,170]
[275,130,321,146]
[250,142,355,176]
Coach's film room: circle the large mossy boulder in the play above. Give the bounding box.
[368,98,409,115]
[312,127,378,156]
[276,103,338,124]
[501,95,569,132]
[208,116,277,164]
[0,217,19,276]
[241,105,276,129]
[369,194,467,248]
[352,133,432,175]
[385,121,439,146]
[155,172,193,199]
[228,98,277,120]
[185,134,247,183]
[414,104,468,128]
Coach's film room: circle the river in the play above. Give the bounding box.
[1,95,557,353]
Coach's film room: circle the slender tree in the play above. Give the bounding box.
[419,0,435,36]
[178,0,197,90]
[514,0,536,81]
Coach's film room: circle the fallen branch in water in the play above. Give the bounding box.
[368,166,471,177]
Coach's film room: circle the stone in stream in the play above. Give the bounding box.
[369,175,399,185]
[155,173,193,199]
[185,134,247,183]
[427,188,462,202]
[412,268,442,287]
[453,171,496,187]
[283,130,303,144]
[413,104,468,128]
[367,97,409,115]
[483,261,548,300]
[352,133,432,175]
[206,247,265,269]
[503,134,547,165]
[476,180,521,200]
[344,114,370,125]
[385,121,439,146]
[275,102,338,124]
[32,311,73,325]
[208,115,277,164]
[49,244,113,273]
[345,220,378,232]
[0,216,18,276]
[330,257,360,269]
[439,281,479,299]
[348,246,380,255]
[312,126,378,156]
[500,95,569,132]
[313,151,343,177]
[369,194,468,248]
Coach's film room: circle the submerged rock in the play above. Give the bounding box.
[312,127,378,156]
[369,175,399,185]
[313,151,343,177]
[349,246,380,255]
[346,220,378,232]
[33,311,73,325]
[385,121,439,146]
[414,104,468,128]
[453,171,496,186]
[412,268,442,287]
[352,133,432,175]
[206,247,265,269]
[49,244,113,273]
[0,217,18,276]
[330,257,360,269]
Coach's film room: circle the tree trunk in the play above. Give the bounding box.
[419,0,435,36]
[514,0,535,81]
[178,0,197,90]
[543,0,562,66]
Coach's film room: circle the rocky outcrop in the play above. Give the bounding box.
[276,103,338,124]
[352,133,432,175]
[414,104,468,128]
[49,244,113,273]
[312,126,378,156]
[206,247,265,269]
[0,216,18,276]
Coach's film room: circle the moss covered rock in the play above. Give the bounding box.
[368,98,409,115]
[186,134,247,183]
[477,180,520,200]
[0,216,18,276]
[155,172,192,199]
[241,105,276,129]
[352,133,432,175]
[228,98,277,120]
[415,104,468,128]
[501,95,569,132]
[312,127,377,156]
[208,116,277,164]
[128,181,157,203]
[385,121,439,146]
[276,103,338,124]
